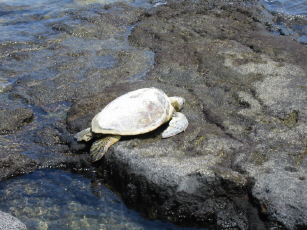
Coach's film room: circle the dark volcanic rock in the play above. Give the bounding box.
[9,3,150,107]
[66,1,307,229]
[67,82,260,229]
[0,149,38,181]
[32,121,92,169]
[0,2,149,182]
[1,0,306,229]
[0,107,33,135]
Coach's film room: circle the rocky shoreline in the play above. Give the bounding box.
[1,0,306,229]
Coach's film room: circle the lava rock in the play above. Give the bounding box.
[0,149,38,182]
[67,1,307,229]
[0,107,33,135]
[1,0,307,229]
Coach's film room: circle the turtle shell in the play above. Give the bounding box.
[91,88,174,135]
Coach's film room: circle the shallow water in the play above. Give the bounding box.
[262,0,307,16]
[0,169,201,230]
[0,0,306,229]
[261,0,307,44]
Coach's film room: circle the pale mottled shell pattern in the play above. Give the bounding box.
[91,88,174,135]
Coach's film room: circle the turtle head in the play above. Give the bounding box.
[169,96,185,111]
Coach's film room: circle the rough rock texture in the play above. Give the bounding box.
[9,3,149,107]
[1,1,306,229]
[66,1,307,229]
[0,150,38,181]
[0,211,27,230]
[0,2,145,179]
[0,107,33,135]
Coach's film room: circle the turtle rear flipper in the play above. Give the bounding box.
[90,135,121,162]
[162,112,188,138]
[74,128,93,142]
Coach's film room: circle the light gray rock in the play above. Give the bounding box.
[0,211,27,230]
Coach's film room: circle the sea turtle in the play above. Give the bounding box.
[74,87,188,162]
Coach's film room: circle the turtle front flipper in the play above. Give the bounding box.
[74,128,93,142]
[162,112,188,138]
[90,135,121,162]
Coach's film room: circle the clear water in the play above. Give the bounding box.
[0,169,201,230]
[261,0,307,44]
[0,0,306,229]
[262,0,307,16]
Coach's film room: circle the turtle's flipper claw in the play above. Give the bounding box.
[90,135,121,162]
[162,112,188,138]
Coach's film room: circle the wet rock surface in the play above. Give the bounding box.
[0,150,38,182]
[0,107,33,135]
[1,1,307,229]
